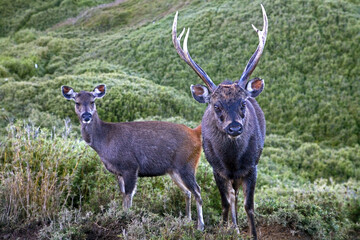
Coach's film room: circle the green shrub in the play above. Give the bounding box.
[0,57,36,80]
[13,29,38,44]
[0,65,9,78]
[72,59,125,75]
[263,135,360,182]
[257,179,359,239]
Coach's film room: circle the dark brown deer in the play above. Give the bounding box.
[61,85,205,230]
[172,4,268,239]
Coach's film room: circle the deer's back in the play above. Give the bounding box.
[95,121,202,177]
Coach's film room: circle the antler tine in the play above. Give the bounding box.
[239,4,268,88]
[172,11,216,91]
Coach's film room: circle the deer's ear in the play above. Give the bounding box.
[246,78,264,98]
[190,84,210,103]
[61,86,77,100]
[93,84,106,98]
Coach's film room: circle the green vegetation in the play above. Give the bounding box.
[0,0,359,146]
[0,0,359,239]
[1,124,359,239]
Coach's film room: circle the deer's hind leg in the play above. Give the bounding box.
[176,168,205,231]
[169,171,192,219]
[170,169,204,231]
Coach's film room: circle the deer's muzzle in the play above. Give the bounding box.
[81,112,92,124]
[225,122,243,137]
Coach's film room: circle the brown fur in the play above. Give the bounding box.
[182,125,202,170]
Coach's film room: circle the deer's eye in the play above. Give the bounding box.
[91,101,95,105]
[75,102,80,106]
[214,104,221,112]
[241,101,246,109]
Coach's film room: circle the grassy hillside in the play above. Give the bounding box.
[0,0,359,146]
[0,0,359,239]
[0,0,117,36]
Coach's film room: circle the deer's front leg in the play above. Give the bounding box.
[117,175,127,208]
[213,171,231,223]
[230,179,241,233]
[122,169,138,210]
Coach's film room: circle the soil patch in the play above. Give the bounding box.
[52,0,127,29]
[255,224,311,240]
[1,222,313,240]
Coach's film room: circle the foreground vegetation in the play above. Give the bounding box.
[1,123,359,239]
[0,0,359,239]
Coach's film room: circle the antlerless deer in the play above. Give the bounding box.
[173,4,268,239]
[61,85,205,230]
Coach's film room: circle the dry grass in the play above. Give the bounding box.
[0,123,81,224]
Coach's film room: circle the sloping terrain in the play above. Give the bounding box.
[0,0,359,239]
[0,0,359,145]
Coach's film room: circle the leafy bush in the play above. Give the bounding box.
[0,57,37,80]
[263,135,360,182]
[13,28,38,44]
[256,179,360,239]
[0,65,9,78]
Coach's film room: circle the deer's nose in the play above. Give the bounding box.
[226,123,243,137]
[81,112,92,123]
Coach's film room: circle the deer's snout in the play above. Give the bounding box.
[226,122,243,137]
[81,112,92,123]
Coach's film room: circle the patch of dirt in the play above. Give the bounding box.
[52,0,191,30]
[0,222,312,240]
[83,222,124,240]
[243,224,312,240]
[52,0,127,29]
[0,221,42,240]
[135,1,190,27]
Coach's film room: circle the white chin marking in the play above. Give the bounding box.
[82,120,92,124]
[228,135,240,140]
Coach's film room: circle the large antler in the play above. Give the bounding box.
[238,4,268,88]
[172,12,217,91]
